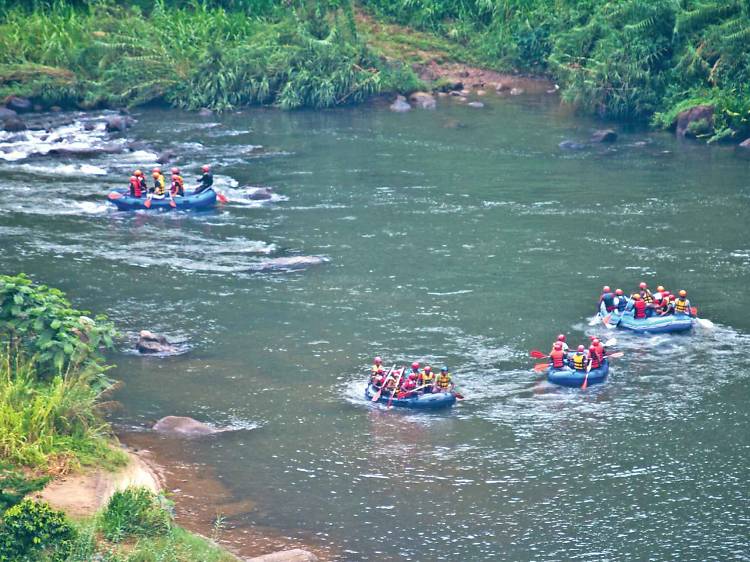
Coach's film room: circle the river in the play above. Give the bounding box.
[1,94,748,561]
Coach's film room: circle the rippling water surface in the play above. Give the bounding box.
[1,96,749,560]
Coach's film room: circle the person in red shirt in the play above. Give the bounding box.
[549,342,566,369]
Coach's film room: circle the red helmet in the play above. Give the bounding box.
[577,345,585,352]
[679,289,687,297]
[656,285,665,292]
[408,373,418,381]
[411,362,420,370]
[424,365,431,372]
[554,342,562,349]
[557,334,566,342]
[592,338,600,345]
[130,175,137,181]
[589,345,596,351]
[663,291,670,297]
[201,164,210,172]
[374,356,382,365]
[615,288,623,295]
[171,167,180,174]
[669,295,676,301]
[152,167,161,173]
[639,282,647,289]
[603,285,611,293]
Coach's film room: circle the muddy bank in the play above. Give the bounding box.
[119,431,334,561]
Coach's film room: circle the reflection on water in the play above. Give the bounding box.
[1,96,748,560]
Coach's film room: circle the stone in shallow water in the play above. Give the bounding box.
[153,416,218,436]
[389,95,411,112]
[409,91,436,109]
[247,550,319,562]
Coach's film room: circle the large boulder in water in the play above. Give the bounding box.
[249,256,329,272]
[156,150,176,164]
[247,550,319,562]
[408,91,436,109]
[0,107,17,120]
[137,330,177,354]
[676,105,713,138]
[738,138,750,149]
[5,96,32,113]
[3,115,26,132]
[48,143,124,157]
[389,95,411,112]
[153,416,218,437]
[590,129,618,143]
[105,115,134,133]
[246,187,274,200]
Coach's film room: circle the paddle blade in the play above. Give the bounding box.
[454,392,464,400]
[217,192,228,203]
[370,389,382,402]
[169,199,177,208]
[534,362,549,372]
[530,350,547,359]
[690,307,698,316]
[108,192,122,200]
[144,199,152,208]
[601,314,612,327]
[606,351,624,359]
[581,378,588,390]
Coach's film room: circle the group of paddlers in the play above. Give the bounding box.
[598,282,694,319]
[126,165,214,200]
[369,357,453,397]
[548,335,608,371]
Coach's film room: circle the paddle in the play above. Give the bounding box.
[108,192,122,200]
[530,349,547,359]
[370,365,395,402]
[169,197,177,208]
[386,368,404,410]
[452,385,464,400]
[581,357,592,389]
[144,198,152,209]
[217,191,228,203]
[604,351,624,359]
[534,362,549,372]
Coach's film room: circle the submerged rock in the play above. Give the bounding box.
[156,150,176,164]
[739,138,750,149]
[198,107,213,117]
[3,116,26,132]
[246,187,274,200]
[676,105,713,138]
[409,91,436,110]
[389,95,411,112]
[590,129,618,143]
[247,550,319,562]
[105,115,134,133]
[559,140,587,150]
[137,330,177,354]
[48,143,124,157]
[249,256,329,272]
[153,416,218,437]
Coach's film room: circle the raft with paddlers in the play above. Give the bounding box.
[108,187,217,211]
[366,360,462,410]
[547,360,609,388]
[365,383,458,410]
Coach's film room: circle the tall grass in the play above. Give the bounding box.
[0,1,417,110]
[0,348,124,471]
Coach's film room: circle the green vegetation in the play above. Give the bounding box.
[0,0,420,111]
[0,489,234,562]
[0,274,123,471]
[99,487,172,543]
[361,0,750,140]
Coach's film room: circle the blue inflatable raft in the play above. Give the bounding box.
[547,360,609,388]
[600,311,694,334]
[107,188,217,211]
[364,384,457,410]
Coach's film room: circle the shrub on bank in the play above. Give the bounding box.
[0,499,76,562]
[100,487,171,543]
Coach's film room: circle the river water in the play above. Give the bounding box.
[1,94,749,561]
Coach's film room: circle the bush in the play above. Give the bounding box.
[0,464,49,512]
[0,499,76,562]
[100,487,171,543]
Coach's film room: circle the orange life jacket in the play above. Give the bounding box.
[634,299,647,319]
[550,349,565,369]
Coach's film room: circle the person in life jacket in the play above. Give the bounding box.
[419,365,435,393]
[195,164,213,194]
[639,282,654,304]
[436,366,452,390]
[371,356,383,376]
[409,361,421,381]
[549,342,567,369]
[150,168,166,198]
[664,294,677,314]
[674,290,692,315]
[128,175,142,198]
[656,291,671,315]
[628,293,647,319]
[401,376,417,396]
[588,344,602,369]
[591,338,605,366]
[170,167,184,197]
[599,285,616,314]
[133,170,147,195]
[614,289,628,312]
[653,285,666,301]
[570,345,589,371]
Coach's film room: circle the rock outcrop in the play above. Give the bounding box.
[389,95,411,112]
[408,91,437,109]
[675,105,714,138]
[136,330,177,354]
[105,114,134,133]
[590,129,618,143]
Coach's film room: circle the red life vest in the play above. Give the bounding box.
[129,177,142,197]
[589,347,601,369]
[550,349,565,369]
[634,299,647,319]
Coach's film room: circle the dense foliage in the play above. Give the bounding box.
[362,0,750,140]
[0,0,417,110]
[99,487,171,542]
[0,499,76,562]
